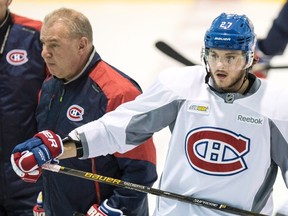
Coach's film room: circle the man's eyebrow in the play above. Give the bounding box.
[40,37,59,43]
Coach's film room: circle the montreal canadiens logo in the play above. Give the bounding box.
[6,49,28,66]
[67,105,84,121]
[185,127,250,176]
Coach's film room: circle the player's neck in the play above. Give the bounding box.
[237,77,249,94]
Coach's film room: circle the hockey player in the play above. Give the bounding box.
[253,1,288,78]
[0,0,47,215]
[10,8,157,216]
[11,12,288,216]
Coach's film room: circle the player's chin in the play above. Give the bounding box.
[213,78,231,90]
[212,74,229,84]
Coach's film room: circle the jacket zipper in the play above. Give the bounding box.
[59,88,65,103]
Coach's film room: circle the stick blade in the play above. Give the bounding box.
[155,41,196,66]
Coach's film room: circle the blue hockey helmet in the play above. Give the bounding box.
[204,13,256,52]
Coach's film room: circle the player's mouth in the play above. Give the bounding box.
[215,71,228,80]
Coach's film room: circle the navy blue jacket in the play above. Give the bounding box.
[0,11,46,214]
[36,49,157,216]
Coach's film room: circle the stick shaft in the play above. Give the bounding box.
[155,41,196,66]
[43,164,267,216]
[155,41,288,70]
[266,65,288,70]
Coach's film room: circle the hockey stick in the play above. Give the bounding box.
[253,64,288,70]
[42,164,267,216]
[155,40,288,70]
[155,41,196,66]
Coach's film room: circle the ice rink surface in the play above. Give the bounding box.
[10,0,288,215]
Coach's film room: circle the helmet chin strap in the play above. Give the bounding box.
[203,56,211,84]
[234,74,248,93]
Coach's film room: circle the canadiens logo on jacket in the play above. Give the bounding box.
[67,105,84,121]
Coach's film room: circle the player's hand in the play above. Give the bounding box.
[252,42,272,79]
[86,199,124,216]
[11,130,63,180]
[251,63,270,79]
[11,151,42,183]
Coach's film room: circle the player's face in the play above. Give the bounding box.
[207,49,247,92]
[0,0,11,21]
[40,22,86,81]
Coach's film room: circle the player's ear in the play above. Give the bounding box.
[78,37,88,51]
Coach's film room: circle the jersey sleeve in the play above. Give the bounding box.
[68,68,185,159]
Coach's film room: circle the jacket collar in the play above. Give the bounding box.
[55,47,101,85]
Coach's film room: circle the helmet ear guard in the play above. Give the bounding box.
[201,47,212,83]
[200,47,206,65]
[244,50,254,69]
[201,47,210,70]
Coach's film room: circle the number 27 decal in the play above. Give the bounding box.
[220,21,232,29]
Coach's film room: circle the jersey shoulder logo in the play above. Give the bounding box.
[185,126,250,176]
[6,49,28,66]
[187,102,210,115]
[67,105,84,121]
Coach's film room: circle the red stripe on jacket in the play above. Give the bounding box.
[89,61,156,165]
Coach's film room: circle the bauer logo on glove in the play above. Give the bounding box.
[36,130,61,149]
[10,130,64,183]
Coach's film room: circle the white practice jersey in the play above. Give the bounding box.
[69,65,288,216]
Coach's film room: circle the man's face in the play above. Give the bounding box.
[40,21,84,81]
[206,49,247,92]
[0,0,11,22]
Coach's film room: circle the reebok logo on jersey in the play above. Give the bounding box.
[237,114,263,125]
[188,102,209,115]
[185,127,250,176]
[6,49,28,66]
[67,105,84,121]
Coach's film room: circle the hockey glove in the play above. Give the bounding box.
[11,152,42,183]
[33,191,45,216]
[86,199,124,216]
[11,130,63,179]
[252,41,272,79]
